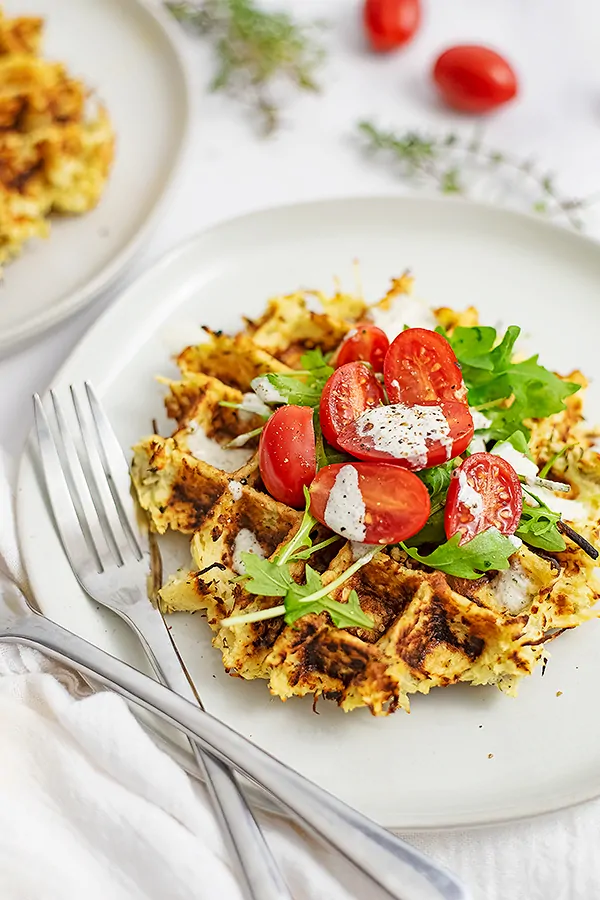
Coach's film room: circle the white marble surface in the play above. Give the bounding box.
[3,3,600,897]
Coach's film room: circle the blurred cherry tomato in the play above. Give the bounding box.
[259,406,316,508]
[363,0,421,52]
[319,362,385,450]
[336,400,474,470]
[445,452,522,544]
[335,323,390,372]
[433,45,518,113]
[384,327,467,405]
[309,461,430,544]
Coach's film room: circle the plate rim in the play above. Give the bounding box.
[0,0,193,357]
[17,194,600,831]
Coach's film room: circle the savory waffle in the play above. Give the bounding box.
[0,8,114,270]
[132,278,600,715]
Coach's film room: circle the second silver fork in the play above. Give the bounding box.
[33,384,291,900]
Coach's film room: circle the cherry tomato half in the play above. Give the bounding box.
[259,406,316,509]
[320,361,385,450]
[310,461,430,544]
[335,323,390,372]
[363,0,421,53]
[384,327,467,405]
[445,452,522,545]
[336,401,474,471]
[433,45,518,114]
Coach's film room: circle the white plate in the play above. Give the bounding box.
[16,197,600,830]
[0,0,190,356]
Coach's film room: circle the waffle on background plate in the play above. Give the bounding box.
[0,8,114,271]
[132,277,600,716]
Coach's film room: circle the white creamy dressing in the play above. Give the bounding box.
[467,410,491,454]
[492,442,587,522]
[470,410,492,432]
[238,392,271,419]
[456,470,484,520]
[228,480,243,501]
[491,442,538,480]
[492,561,533,615]
[468,436,487,455]
[350,541,380,560]
[323,465,367,541]
[367,295,437,341]
[353,404,452,469]
[251,376,287,405]
[184,425,252,471]
[232,529,265,575]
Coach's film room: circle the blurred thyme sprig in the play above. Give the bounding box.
[166,0,325,135]
[358,120,600,230]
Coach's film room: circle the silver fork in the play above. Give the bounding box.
[33,385,291,900]
[1,569,468,900]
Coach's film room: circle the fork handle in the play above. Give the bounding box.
[3,615,467,900]
[124,605,291,900]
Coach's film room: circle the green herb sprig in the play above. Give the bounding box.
[166,0,325,134]
[257,348,333,408]
[440,324,580,443]
[517,491,566,553]
[358,121,600,229]
[417,461,456,513]
[401,529,517,579]
[220,490,374,629]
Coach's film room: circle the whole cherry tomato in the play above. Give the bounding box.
[445,452,522,544]
[319,361,385,450]
[335,323,390,372]
[433,45,518,114]
[384,327,467,405]
[259,406,316,508]
[309,461,430,544]
[363,0,421,53]
[336,400,474,471]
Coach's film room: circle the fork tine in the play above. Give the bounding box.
[33,394,103,575]
[67,386,128,567]
[85,382,142,561]
[47,392,111,565]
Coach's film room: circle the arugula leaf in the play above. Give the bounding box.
[314,410,352,468]
[444,324,580,442]
[225,535,375,629]
[285,568,375,629]
[404,508,446,547]
[300,348,332,373]
[418,461,456,510]
[265,350,334,408]
[517,491,566,552]
[498,431,534,460]
[489,325,520,371]
[401,529,516,579]
[409,462,457,544]
[264,373,323,406]
[539,444,572,479]
[276,487,316,565]
[438,325,496,370]
[238,553,293,596]
[314,414,328,470]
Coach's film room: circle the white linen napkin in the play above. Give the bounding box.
[0,448,364,900]
[2,445,600,900]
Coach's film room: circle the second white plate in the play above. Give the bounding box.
[16,196,600,830]
[0,0,190,355]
